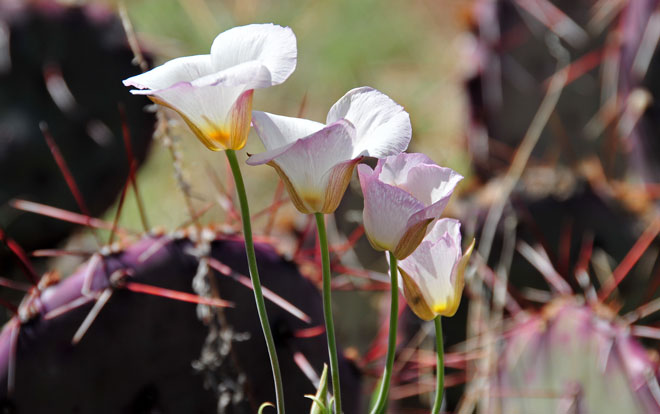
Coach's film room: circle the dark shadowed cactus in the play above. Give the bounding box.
[0,1,154,260]
[0,230,361,413]
[464,0,660,182]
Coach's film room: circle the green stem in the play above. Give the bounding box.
[314,213,342,414]
[225,149,285,413]
[431,316,444,414]
[370,253,398,414]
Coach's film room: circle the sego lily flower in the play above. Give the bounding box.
[358,153,463,260]
[123,23,297,151]
[397,219,474,320]
[247,87,412,214]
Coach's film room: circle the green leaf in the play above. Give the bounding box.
[309,364,330,414]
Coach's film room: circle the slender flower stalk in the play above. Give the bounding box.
[314,213,342,414]
[360,158,467,413]
[248,87,413,414]
[370,254,399,414]
[226,149,285,413]
[432,316,444,414]
[123,25,297,412]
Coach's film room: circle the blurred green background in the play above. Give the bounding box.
[90,0,470,234]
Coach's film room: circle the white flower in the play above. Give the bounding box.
[398,219,474,320]
[358,153,463,259]
[247,87,412,214]
[123,23,297,151]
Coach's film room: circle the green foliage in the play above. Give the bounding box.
[306,364,330,414]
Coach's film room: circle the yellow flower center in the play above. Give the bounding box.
[432,302,448,314]
[207,128,231,149]
[302,193,322,211]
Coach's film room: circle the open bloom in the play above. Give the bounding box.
[397,219,474,320]
[247,87,412,214]
[123,23,297,151]
[358,153,463,259]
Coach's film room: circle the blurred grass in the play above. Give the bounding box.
[94,0,470,234]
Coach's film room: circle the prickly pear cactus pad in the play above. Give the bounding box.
[496,299,660,413]
[0,232,360,413]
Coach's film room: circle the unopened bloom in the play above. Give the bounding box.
[397,219,474,320]
[247,87,412,214]
[123,23,297,151]
[358,153,463,259]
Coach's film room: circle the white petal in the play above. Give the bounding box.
[358,164,425,252]
[148,83,246,135]
[269,120,355,191]
[250,111,326,154]
[191,60,272,89]
[399,228,461,312]
[123,55,213,91]
[249,120,356,213]
[427,218,462,249]
[210,23,297,86]
[405,164,463,207]
[327,87,412,158]
[376,153,435,187]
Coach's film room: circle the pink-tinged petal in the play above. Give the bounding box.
[249,111,326,155]
[326,87,412,158]
[317,157,363,213]
[427,218,462,250]
[227,89,254,150]
[358,164,425,253]
[376,153,436,187]
[210,23,297,86]
[253,120,356,214]
[377,153,463,206]
[123,55,213,91]
[360,153,463,258]
[405,164,463,206]
[404,166,463,231]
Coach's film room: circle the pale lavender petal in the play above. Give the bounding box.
[326,87,411,158]
[405,164,463,206]
[376,153,435,187]
[249,111,326,154]
[210,23,297,86]
[404,166,463,228]
[427,218,462,252]
[251,120,356,212]
[269,120,355,190]
[358,164,425,252]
